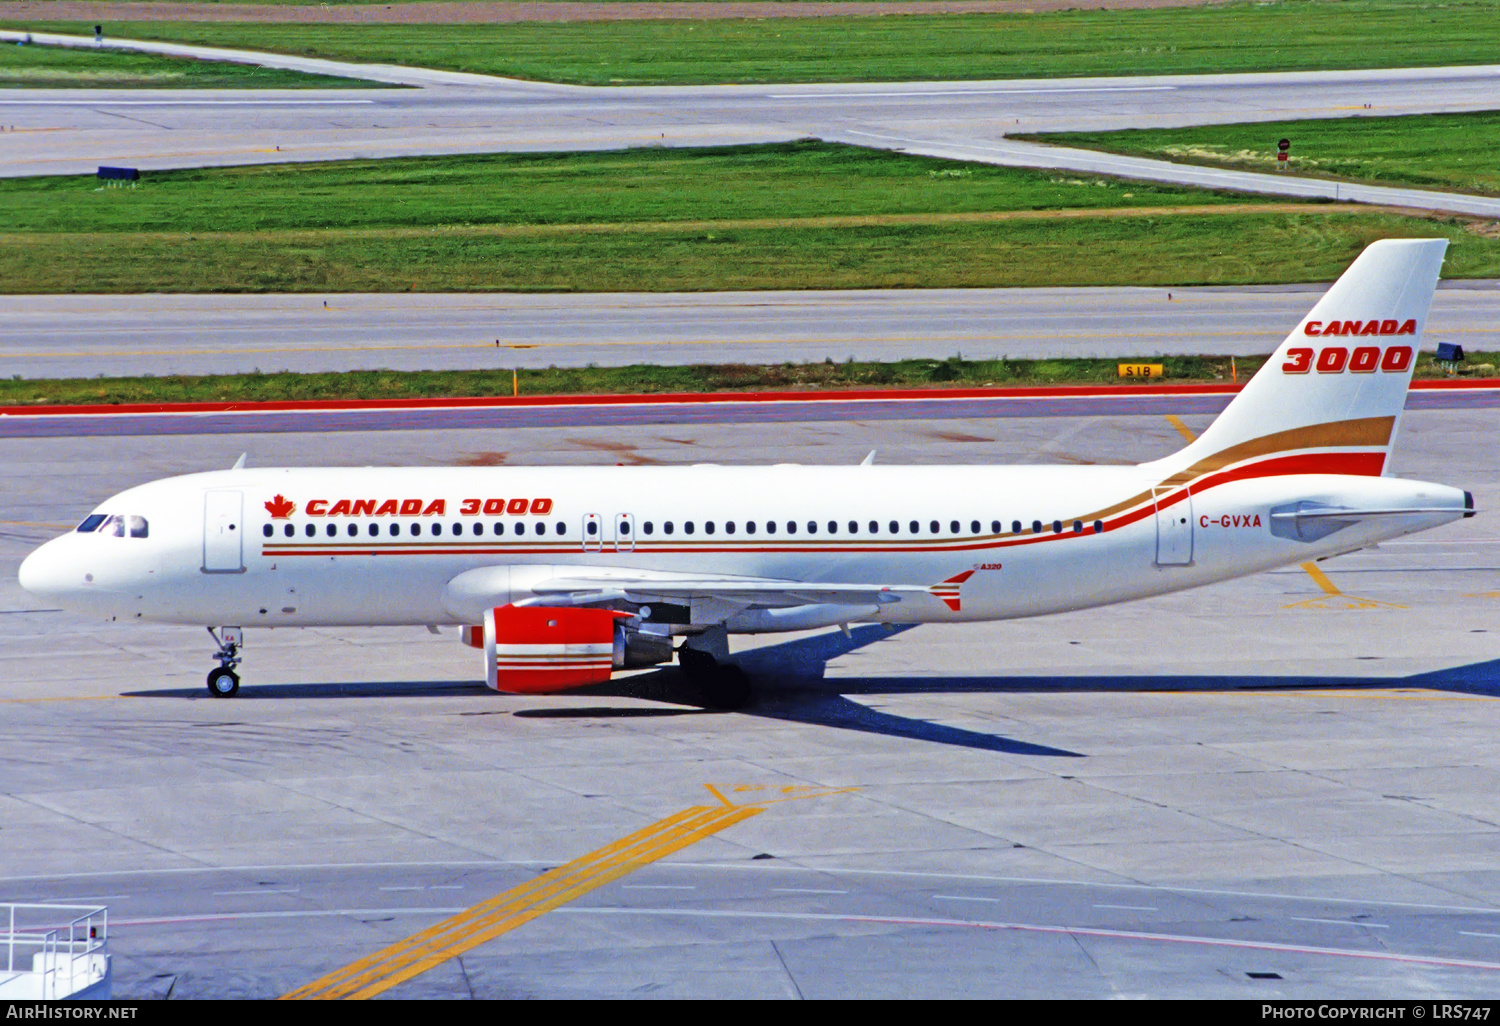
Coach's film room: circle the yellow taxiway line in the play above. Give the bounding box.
[281,785,853,1000]
[1300,561,1342,596]
[1164,414,1198,443]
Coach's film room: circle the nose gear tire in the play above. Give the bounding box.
[207,667,240,698]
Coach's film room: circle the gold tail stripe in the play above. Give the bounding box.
[282,803,761,1001]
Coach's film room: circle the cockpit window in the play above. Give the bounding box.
[87,514,148,538]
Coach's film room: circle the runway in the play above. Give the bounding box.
[4,284,1498,378]
[3,35,1500,215]
[2,402,1497,998]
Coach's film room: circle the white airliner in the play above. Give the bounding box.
[18,239,1474,706]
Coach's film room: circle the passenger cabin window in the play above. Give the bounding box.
[263,524,273,538]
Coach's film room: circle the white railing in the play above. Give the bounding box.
[0,903,111,1000]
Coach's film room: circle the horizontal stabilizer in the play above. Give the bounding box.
[1270,506,1472,522]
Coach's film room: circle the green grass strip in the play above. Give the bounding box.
[1022,111,1500,198]
[6,144,1500,292]
[6,210,1498,292]
[7,354,1495,408]
[0,143,1275,235]
[6,1,1500,85]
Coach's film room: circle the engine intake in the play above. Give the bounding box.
[472,606,673,693]
[482,604,628,693]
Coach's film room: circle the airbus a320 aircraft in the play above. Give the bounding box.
[19,239,1474,707]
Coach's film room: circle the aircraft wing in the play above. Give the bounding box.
[526,572,923,608]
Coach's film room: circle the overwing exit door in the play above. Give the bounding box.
[582,513,604,551]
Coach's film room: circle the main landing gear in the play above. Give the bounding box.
[206,626,243,698]
[678,627,751,711]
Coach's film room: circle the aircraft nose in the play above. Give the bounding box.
[19,538,76,601]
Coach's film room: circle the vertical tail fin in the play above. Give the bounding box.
[1149,238,1447,482]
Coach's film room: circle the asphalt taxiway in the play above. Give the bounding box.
[2,403,1496,998]
[3,284,1498,378]
[3,37,1500,215]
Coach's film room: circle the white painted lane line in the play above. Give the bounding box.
[769,86,1175,99]
[1095,904,1159,911]
[932,894,1001,903]
[1290,917,1390,929]
[1460,931,1500,939]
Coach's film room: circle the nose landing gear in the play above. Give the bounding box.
[206,626,243,698]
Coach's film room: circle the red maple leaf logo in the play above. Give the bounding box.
[264,494,295,519]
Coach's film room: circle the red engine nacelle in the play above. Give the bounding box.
[477,605,630,694]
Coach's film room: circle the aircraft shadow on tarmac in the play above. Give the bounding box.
[123,625,1499,759]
